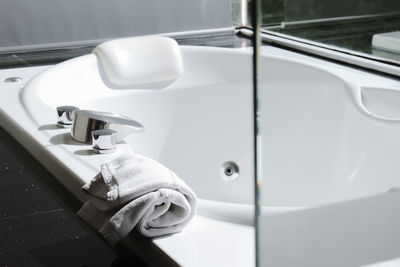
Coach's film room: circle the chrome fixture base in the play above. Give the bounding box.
[56,105,79,127]
[57,122,72,128]
[92,129,117,154]
[94,147,116,154]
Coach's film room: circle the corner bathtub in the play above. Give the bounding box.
[2,44,400,266]
[20,44,400,217]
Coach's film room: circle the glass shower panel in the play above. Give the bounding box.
[255,1,400,266]
[0,0,235,68]
[284,0,399,21]
[0,0,232,51]
[261,0,400,64]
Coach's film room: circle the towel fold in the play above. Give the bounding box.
[77,154,197,246]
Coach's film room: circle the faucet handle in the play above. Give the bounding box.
[92,129,117,154]
[56,105,79,128]
[71,110,144,143]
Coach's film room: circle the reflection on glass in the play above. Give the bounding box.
[256,1,400,266]
[261,0,400,63]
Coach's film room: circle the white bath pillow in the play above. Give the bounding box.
[93,36,183,89]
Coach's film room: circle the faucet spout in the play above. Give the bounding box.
[71,110,144,143]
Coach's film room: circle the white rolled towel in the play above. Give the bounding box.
[77,154,197,246]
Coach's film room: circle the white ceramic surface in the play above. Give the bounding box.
[258,53,400,208]
[2,43,400,267]
[372,31,400,54]
[21,46,256,220]
[93,36,183,89]
[21,45,400,214]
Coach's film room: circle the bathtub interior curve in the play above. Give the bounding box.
[21,46,255,208]
[20,45,400,222]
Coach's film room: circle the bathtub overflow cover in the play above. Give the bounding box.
[4,77,22,83]
[220,161,239,181]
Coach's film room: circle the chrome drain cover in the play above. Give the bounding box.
[220,161,239,181]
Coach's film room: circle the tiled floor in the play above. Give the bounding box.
[0,127,145,266]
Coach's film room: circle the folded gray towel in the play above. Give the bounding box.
[77,154,197,246]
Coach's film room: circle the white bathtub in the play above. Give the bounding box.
[2,43,400,266]
[20,46,256,224]
[21,44,400,216]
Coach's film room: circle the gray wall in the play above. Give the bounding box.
[0,0,232,50]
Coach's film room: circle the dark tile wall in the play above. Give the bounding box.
[285,0,400,21]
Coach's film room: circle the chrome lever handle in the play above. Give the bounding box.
[71,110,144,143]
[56,105,79,128]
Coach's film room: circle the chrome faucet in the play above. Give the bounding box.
[91,129,117,154]
[71,110,144,143]
[56,105,79,128]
